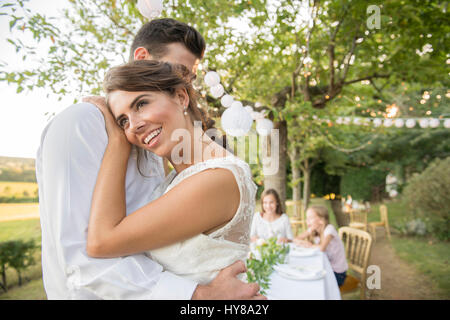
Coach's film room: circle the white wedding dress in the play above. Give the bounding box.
[146,156,257,284]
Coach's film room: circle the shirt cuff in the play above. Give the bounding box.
[149,271,198,300]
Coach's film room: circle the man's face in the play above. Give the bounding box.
[138,42,200,74]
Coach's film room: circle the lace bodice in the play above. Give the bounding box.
[146,156,257,284]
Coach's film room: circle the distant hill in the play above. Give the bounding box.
[0,156,36,182]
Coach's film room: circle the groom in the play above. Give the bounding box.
[36,18,262,300]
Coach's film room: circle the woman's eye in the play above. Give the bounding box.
[136,100,148,110]
[118,118,128,128]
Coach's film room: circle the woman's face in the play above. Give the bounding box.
[306,209,322,231]
[262,194,278,215]
[108,89,190,159]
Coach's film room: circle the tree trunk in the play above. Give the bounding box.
[329,199,349,227]
[301,160,312,214]
[289,146,302,202]
[262,120,287,205]
[1,265,7,292]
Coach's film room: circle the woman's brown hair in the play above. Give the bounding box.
[103,60,217,174]
[260,189,284,216]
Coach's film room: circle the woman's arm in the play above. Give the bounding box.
[87,166,240,258]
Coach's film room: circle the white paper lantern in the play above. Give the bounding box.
[210,83,224,98]
[444,119,450,128]
[137,0,163,19]
[204,71,221,87]
[419,118,429,128]
[394,119,404,128]
[405,119,416,128]
[231,101,243,109]
[429,118,440,128]
[220,94,234,108]
[221,105,253,136]
[389,189,398,198]
[373,118,382,127]
[256,118,274,136]
[244,106,253,113]
[383,119,393,127]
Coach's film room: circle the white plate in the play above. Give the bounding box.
[273,264,326,281]
[288,244,320,257]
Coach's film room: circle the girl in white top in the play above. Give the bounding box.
[250,189,294,244]
[294,205,348,286]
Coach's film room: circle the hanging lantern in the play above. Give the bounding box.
[256,118,274,136]
[210,83,224,98]
[220,94,234,108]
[373,118,382,127]
[220,105,253,136]
[244,106,253,113]
[231,101,243,109]
[394,119,404,128]
[383,119,393,127]
[444,119,450,128]
[204,71,221,87]
[429,118,440,128]
[405,119,416,128]
[419,118,429,128]
[137,0,163,19]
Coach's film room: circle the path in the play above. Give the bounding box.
[365,230,439,300]
[0,203,40,222]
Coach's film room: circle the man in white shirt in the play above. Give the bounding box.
[36,18,261,300]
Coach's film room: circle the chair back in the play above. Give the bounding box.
[349,210,367,225]
[338,227,373,276]
[285,200,304,220]
[379,204,388,223]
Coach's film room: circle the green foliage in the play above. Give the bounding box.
[0,196,39,203]
[402,157,450,240]
[393,217,430,237]
[0,239,37,291]
[246,237,289,295]
[340,167,386,201]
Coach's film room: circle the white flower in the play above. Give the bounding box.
[137,0,163,20]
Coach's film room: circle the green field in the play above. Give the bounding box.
[0,181,38,197]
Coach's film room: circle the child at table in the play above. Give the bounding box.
[250,189,294,244]
[294,205,348,287]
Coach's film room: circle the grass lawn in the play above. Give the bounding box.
[0,181,38,197]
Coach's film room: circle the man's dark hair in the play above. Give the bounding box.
[129,18,206,62]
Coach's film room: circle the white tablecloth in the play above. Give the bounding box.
[265,251,341,300]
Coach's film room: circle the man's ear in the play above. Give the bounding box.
[134,47,152,61]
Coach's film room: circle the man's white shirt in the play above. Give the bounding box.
[36,103,197,299]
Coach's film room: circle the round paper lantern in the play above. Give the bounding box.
[244,106,253,113]
[383,119,393,127]
[137,0,163,19]
[389,189,398,198]
[405,119,416,128]
[373,118,382,127]
[429,118,440,128]
[210,83,224,98]
[231,101,243,109]
[444,119,450,128]
[256,118,274,136]
[221,105,253,136]
[419,118,429,128]
[220,94,234,108]
[204,71,221,87]
[394,119,404,128]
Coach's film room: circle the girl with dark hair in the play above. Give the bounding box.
[84,60,257,286]
[250,189,294,244]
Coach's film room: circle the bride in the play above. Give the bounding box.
[85,60,257,286]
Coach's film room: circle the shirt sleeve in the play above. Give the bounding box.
[37,103,197,300]
[323,224,337,239]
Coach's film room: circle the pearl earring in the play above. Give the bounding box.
[184,106,188,116]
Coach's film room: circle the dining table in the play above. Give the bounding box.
[260,244,342,300]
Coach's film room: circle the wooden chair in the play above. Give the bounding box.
[369,204,391,241]
[338,227,373,300]
[285,200,306,236]
[349,209,368,232]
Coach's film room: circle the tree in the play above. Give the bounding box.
[2,0,449,205]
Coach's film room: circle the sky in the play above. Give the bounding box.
[0,0,72,159]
